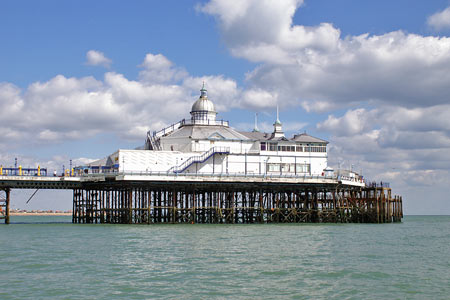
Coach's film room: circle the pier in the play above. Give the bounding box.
[1,172,402,224]
[0,86,403,224]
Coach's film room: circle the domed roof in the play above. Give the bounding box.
[190,84,216,113]
[191,98,215,113]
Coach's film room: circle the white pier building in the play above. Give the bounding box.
[79,84,362,186]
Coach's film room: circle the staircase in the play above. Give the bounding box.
[168,147,230,174]
[146,131,162,151]
[146,120,185,150]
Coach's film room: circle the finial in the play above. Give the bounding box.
[253,113,259,132]
[275,104,281,125]
[200,81,207,97]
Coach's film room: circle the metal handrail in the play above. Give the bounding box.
[168,147,230,173]
[83,171,338,179]
[149,118,230,139]
[145,119,230,151]
[0,167,48,177]
[179,119,229,127]
[365,181,390,188]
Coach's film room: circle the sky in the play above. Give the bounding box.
[1,0,450,214]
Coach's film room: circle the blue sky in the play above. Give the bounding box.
[3,1,448,85]
[1,0,450,214]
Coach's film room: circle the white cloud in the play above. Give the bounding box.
[200,0,450,112]
[428,6,450,30]
[138,53,187,84]
[85,50,112,68]
[0,53,240,153]
[321,105,450,191]
[317,108,378,137]
[198,0,450,213]
[241,89,278,109]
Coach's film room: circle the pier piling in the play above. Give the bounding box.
[72,182,402,224]
[0,188,10,224]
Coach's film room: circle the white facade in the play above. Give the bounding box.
[80,85,330,177]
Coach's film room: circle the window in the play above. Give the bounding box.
[304,144,327,152]
[281,163,296,173]
[269,143,277,151]
[296,164,310,173]
[268,163,280,172]
[277,145,296,152]
[296,145,303,152]
[260,142,266,151]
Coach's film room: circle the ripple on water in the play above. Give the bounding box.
[1,216,450,299]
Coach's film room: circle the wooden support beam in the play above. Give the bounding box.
[70,183,403,224]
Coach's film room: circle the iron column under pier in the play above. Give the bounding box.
[0,188,10,224]
[72,182,403,224]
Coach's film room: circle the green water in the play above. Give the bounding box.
[1,216,449,299]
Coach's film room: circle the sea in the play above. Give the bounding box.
[1,215,449,300]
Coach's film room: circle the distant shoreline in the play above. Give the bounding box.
[10,212,72,216]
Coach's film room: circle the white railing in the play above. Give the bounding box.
[168,147,230,173]
[146,118,229,150]
[82,171,339,180]
[149,119,229,140]
[77,171,366,186]
[179,119,229,127]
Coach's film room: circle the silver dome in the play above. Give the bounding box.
[191,84,216,113]
[190,83,218,122]
[191,97,216,113]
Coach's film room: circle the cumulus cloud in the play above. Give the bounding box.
[428,6,450,30]
[200,0,450,112]
[0,53,240,153]
[85,50,112,68]
[241,89,278,109]
[198,0,450,209]
[319,104,450,189]
[317,108,379,137]
[138,53,187,83]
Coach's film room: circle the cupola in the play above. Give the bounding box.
[190,82,217,123]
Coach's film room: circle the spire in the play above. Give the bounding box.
[275,104,281,125]
[252,113,259,132]
[200,81,207,98]
[272,104,284,138]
